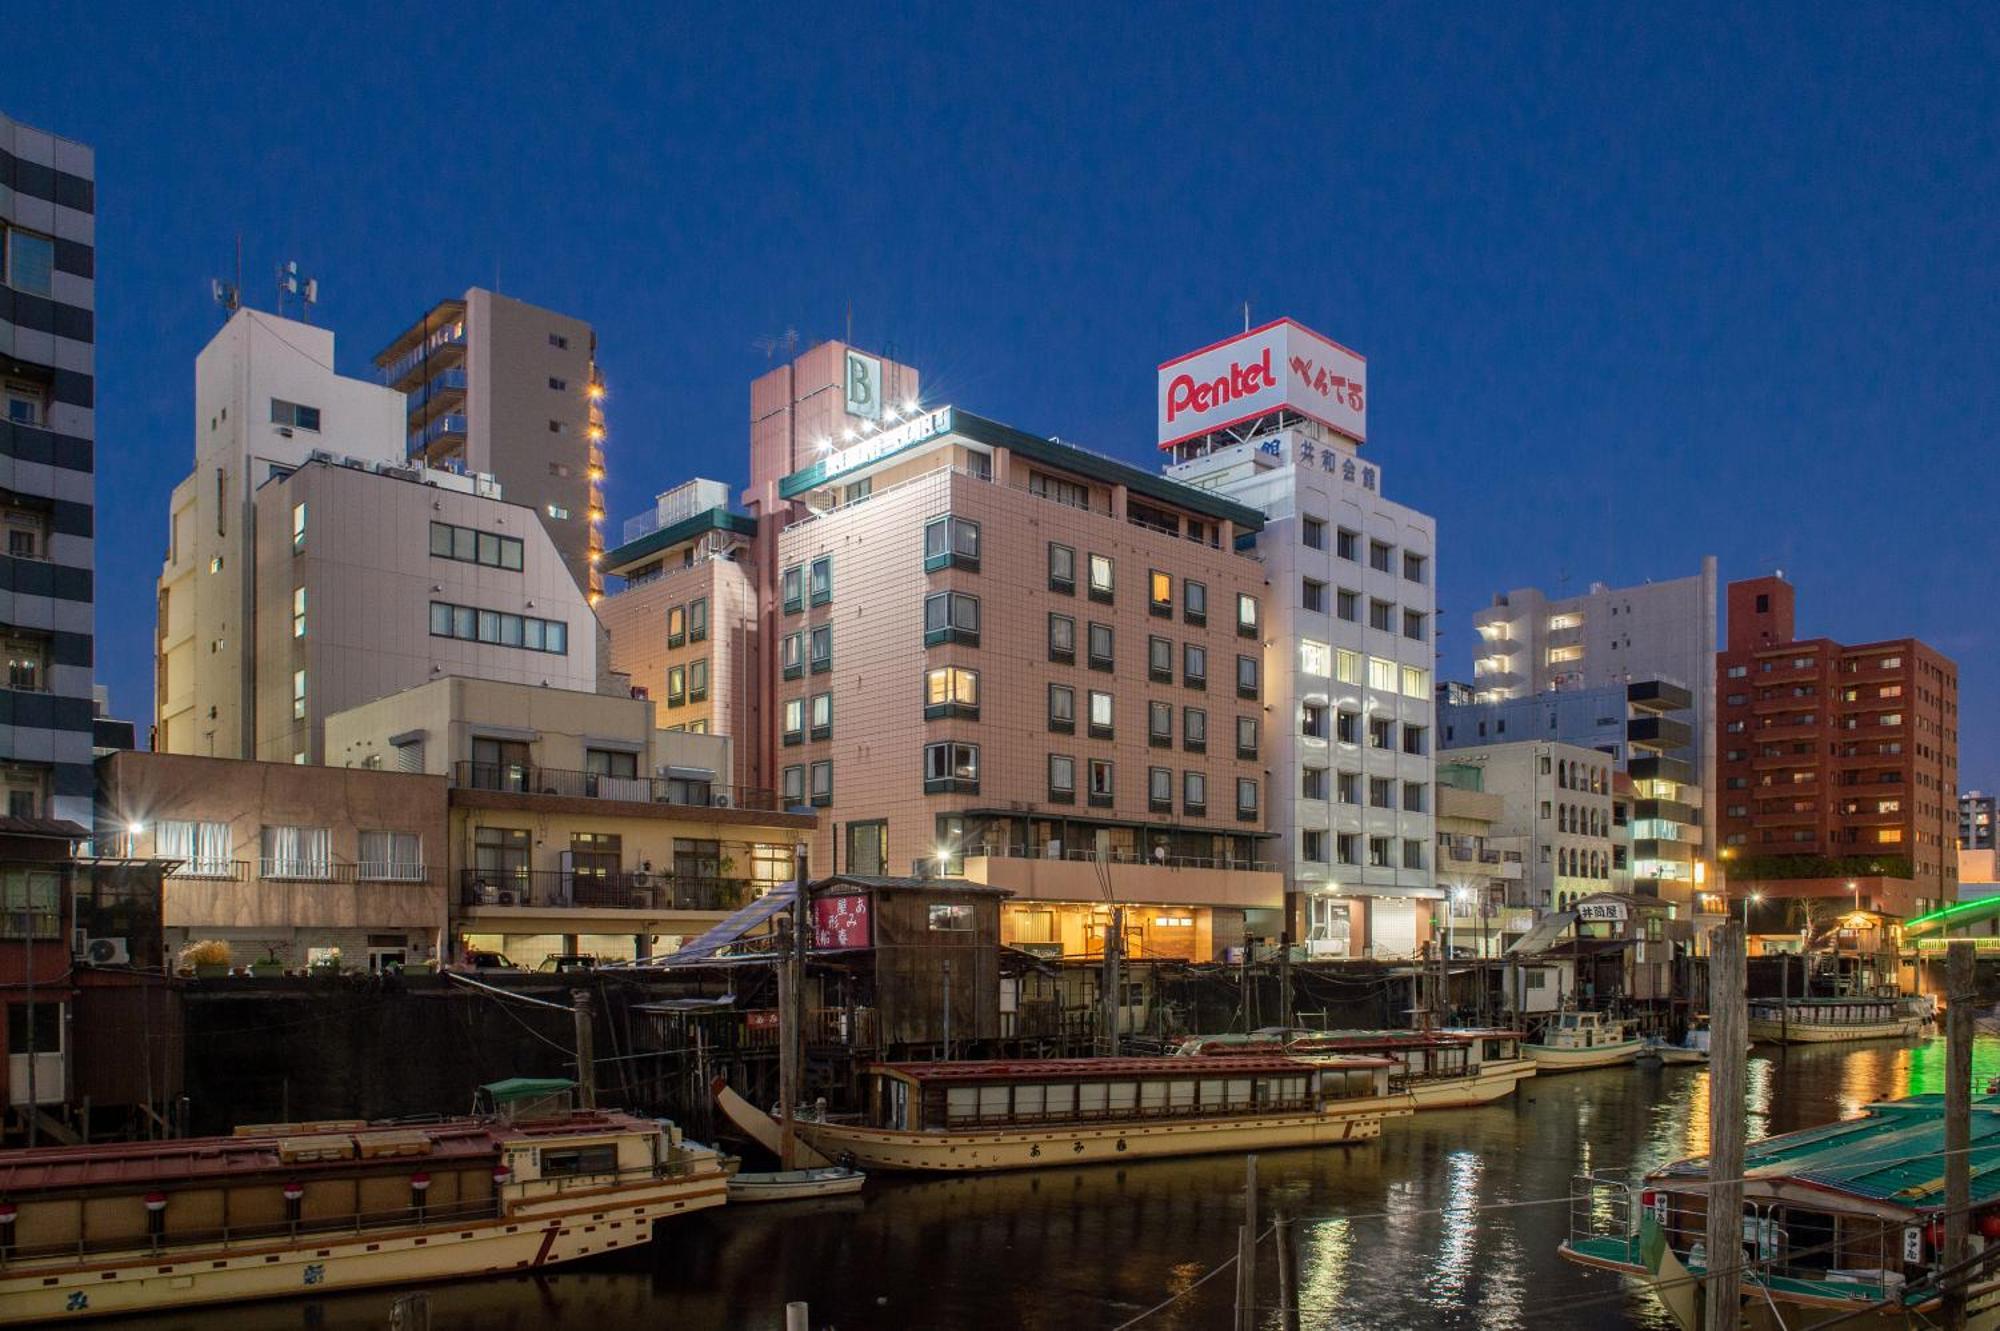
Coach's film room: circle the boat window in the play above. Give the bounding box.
[1226,1078,1253,1107]
[947,1087,979,1121]
[540,1144,619,1177]
[1140,1080,1168,1110]
[1200,1078,1226,1106]
[1045,1083,1076,1116]
[978,1085,1010,1118]
[1014,1084,1046,1117]
[1107,1081,1139,1112]
[1079,1082,1109,1114]
[1168,1080,1196,1110]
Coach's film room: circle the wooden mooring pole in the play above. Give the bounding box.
[571,988,597,1111]
[1942,939,1974,1330]
[1234,1154,1259,1331]
[1274,1211,1299,1331]
[1704,921,1746,1331]
[784,1300,809,1331]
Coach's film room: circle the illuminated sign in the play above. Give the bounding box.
[844,349,883,420]
[1576,901,1628,923]
[1157,319,1367,448]
[814,894,872,949]
[779,406,955,498]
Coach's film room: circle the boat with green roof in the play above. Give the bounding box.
[1562,1093,2000,1326]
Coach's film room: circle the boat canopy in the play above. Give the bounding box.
[872,1054,1392,1084]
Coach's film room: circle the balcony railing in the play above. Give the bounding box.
[949,843,1278,873]
[409,413,469,455]
[168,859,250,882]
[452,762,778,812]
[459,869,752,913]
[378,323,466,388]
[254,859,435,884]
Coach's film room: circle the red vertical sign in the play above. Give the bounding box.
[813,894,872,949]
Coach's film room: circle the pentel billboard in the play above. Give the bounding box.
[1156,319,1367,448]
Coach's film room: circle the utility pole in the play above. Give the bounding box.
[1101,906,1123,1055]
[1704,921,1746,1331]
[777,845,810,1169]
[1943,939,1974,1330]
[571,988,597,1110]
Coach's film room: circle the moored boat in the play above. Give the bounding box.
[1747,995,1928,1045]
[1173,1027,1537,1109]
[727,1166,866,1202]
[0,1078,728,1326]
[1562,1093,2000,1326]
[726,1055,1410,1174]
[1522,1010,1643,1071]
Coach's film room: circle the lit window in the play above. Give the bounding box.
[1236,593,1259,637]
[1088,554,1114,602]
[1088,759,1114,804]
[925,667,980,719]
[292,669,306,720]
[291,502,307,553]
[1149,569,1172,614]
[292,586,306,638]
[1048,754,1076,801]
[1088,690,1114,738]
[1300,639,1331,677]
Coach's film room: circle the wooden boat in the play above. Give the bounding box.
[1639,1016,1733,1066]
[0,1078,727,1326]
[721,1055,1410,1174]
[1563,1093,2000,1327]
[1173,1027,1537,1109]
[1747,995,1927,1044]
[727,1166,866,1203]
[1522,1010,1643,1071]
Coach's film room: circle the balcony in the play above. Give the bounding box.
[1627,754,1692,786]
[1626,715,1692,750]
[1632,839,1695,865]
[1626,679,1691,713]
[406,368,468,423]
[1438,846,1525,879]
[1753,719,1821,742]
[378,319,466,390]
[254,859,434,884]
[960,850,1282,912]
[1634,797,1695,824]
[459,869,751,914]
[410,413,469,456]
[451,761,779,813]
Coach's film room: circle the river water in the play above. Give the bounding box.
[115,1035,1998,1331]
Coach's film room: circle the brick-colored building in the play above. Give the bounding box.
[1715,575,1958,920]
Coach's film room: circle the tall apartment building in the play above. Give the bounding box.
[1163,319,1438,959]
[373,289,605,598]
[1716,575,1959,918]
[0,114,95,824]
[156,310,601,762]
[1470,560,1718,817]
[1960,792,1995,850]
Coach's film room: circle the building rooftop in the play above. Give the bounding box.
[602,505,756,577]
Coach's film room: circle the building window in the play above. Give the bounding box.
[359,831,424,882]
[1403,552,1426,584]
[809,624,832,674]
[1303,517,1327,550]
[270,399,322,432]
[782,698,804,745]
[1370,776,1395,809]
[808,556,832,606]
[0,868,59,938]
[809,761,833,807]
[5,637,45,692]
[667,605,686,648]
[429,601,568,653]
[689,597,708,643]
[1149,570,1173,616]
[1337,588,1359,623]
[1369,717,1394,749]
[1302,829,1327,862]
[1048,682,1076,733]
[1236,777,1259,821]
[261,825,333,880]
[1369,836,1392,868]
[782,765,806,805]
[782,565,804,613]
[1184,579,1207,625]
[1088,553,1114,603]
[1184,706,1207,752]
[1402,725,1428,756]
[292,668,307,720]
[924,741,979,794]
[3,228,54,297]
[4,378,45,427]
[1048,612,1075,663]
[429,521,524,571]
[1048,543,1075,594]
[1184,643,1207,689]
[810,691,833,741]
[1030,470,1092,510]
[781,631,804,679]
[1338,772,1360,805]
[1236,715,1258,759]
[1302,767,1328,800]
[667,665,689,706]
[1335,832,1359,865]
[1403,839,1426,870]
[1148,635,1173,683]
[1149,766,1173,812]
[689,658,709,702]
[1337,709,1360,744]
[1369,540,1393,573]
[1048,754,1076,803]
[1236,654,1259,699]
[292,586,307,638]
[1088,759,1115,807]
[1402,665,1429,699]
[1300,639,1331,677]
[1149,700,1172,746]
[549,376,568,391]
[1369,599,1394,632]
[925,666,980,720]
[1403,781,1427,813]
[1088,690,1114,739]
[1303,579,1327,614]
[1368,656,1399,693]
[547,504,571,521]
[1403,610,1426,641]
[1183,770,1207,816]
[1237,594,1259,638]
[925,591,980,646]
[1336,528,1359,561]
[925,516,981,571]
[1087,622,1114,671]
[1302,703,1328,739]
[550,333,569,349]
[155,820,233,878]
[291,502,307,554]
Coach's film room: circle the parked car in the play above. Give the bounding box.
[459,949,523,973]
[536,953,599,974]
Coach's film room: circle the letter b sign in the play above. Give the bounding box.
[844,350,883,421]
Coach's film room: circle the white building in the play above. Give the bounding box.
[1163,319,1438,959]
[1439,743,1616,912]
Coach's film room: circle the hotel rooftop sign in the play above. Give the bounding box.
[1157,318,1367,449]
[780,406,956,498]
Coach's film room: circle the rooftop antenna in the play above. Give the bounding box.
[210,235,243,322]
[276,260,319,323]
[752,328,801,361]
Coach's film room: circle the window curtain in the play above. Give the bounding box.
[264,825,331,878]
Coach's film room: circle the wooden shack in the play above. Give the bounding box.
[810,874,1009,1051]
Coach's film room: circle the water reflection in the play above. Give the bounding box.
[105,1036,1994,1331]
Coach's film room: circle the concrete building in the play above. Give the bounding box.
[373,289,606,598]
[1433,779,1532,957]
[97,750,449,969]
[1960,791,1995,851]
[325,676,813,967]
[1437,743,1616,914]
[1,113,96,824]
[597,478,760,790]
[1163,319,1438,960]
[1716,574,1959,920]
[1469,560,1718,828]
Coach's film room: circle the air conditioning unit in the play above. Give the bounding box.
[712,794,731,809]
[84,937,131,966]
[630,870,654,889]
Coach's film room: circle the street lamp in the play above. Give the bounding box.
[1743,890,1762,931]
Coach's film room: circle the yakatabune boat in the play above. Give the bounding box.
[1746,995,1929,1045]
[0,1079,727,1325]
[767,1055,1409,1173]
[1173,1028,1537,1109]
[1562,1094,2000,1327]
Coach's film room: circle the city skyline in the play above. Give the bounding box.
[8,2,1992,788]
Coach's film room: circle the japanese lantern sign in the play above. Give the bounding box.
[813,894,873,949]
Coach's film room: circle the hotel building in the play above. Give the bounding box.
[373,289,606,598]
[1716,574,1958,919]
[0,112,95,823]
[1163,319,1438,958]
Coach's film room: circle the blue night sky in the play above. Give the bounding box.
[12,4,1998,785]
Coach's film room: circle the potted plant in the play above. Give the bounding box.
[179,939,233,979]
[307,946,344,977]
[251,948,287,978]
